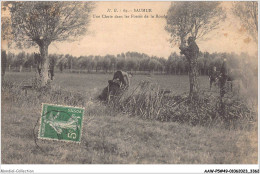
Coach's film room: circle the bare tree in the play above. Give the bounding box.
[165,2,225,100]
[4,2,94,87]
[232,1,258,42]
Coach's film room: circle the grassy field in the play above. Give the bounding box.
[2,72,211,94]
[1,72,258,164]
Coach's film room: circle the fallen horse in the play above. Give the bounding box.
[98,71,131,101]
[98,79,123,101]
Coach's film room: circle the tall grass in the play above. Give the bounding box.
[2,75,257,130]
[2,79,86,108]
[106,80,257,130]
[110,81,166,120]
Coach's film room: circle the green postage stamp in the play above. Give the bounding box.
[39,103,84,143]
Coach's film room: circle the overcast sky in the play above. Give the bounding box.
[3,1,258,58]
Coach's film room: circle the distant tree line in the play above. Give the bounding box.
[3,51,257,76]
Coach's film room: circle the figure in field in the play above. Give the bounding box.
[179,37,200,100]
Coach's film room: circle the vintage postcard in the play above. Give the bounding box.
[1,1,258,172]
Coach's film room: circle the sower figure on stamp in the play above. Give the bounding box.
[179,36,200,101]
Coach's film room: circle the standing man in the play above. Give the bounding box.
[219,59,228,98]
[49,57,55,80]
[34,53,42,75]
[180,37,199,58]
[209,66,219,90]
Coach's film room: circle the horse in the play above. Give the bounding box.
[112,70,132,90]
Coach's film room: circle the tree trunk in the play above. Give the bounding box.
[188,58,199,101]
[39,43,50,87]
[180,37,200,101]
[1,50,7,78]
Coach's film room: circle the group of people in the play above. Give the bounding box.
[179,36,230,97]
[209,59,229,97]
[109,36,230,100]
[34,36,231,100]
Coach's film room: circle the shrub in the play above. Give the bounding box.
[2,79,86,108]
[2,78,256,130]
[106,80,257,129]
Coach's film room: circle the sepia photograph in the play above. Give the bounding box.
[1,0,258,169]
